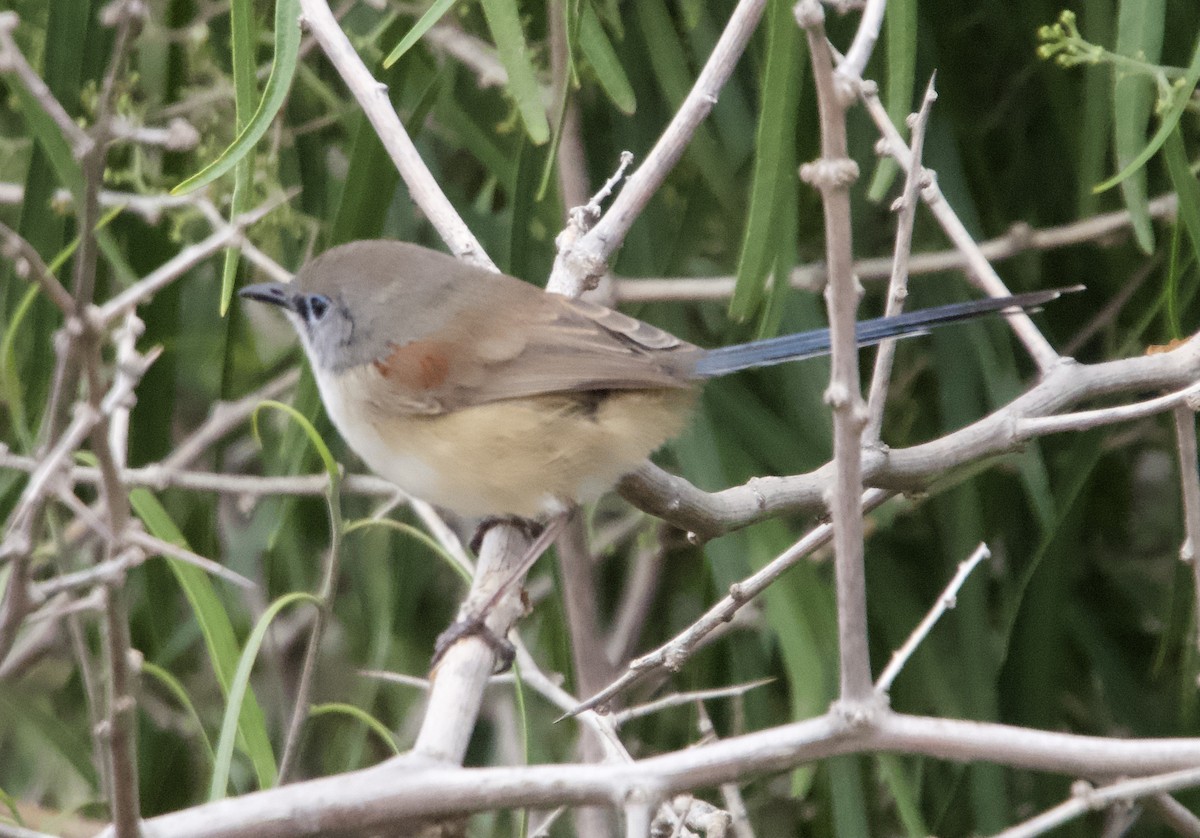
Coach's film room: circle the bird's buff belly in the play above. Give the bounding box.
[321,383,696,519]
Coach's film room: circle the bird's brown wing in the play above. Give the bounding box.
[367,285,699,416]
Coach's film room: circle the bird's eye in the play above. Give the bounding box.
[307,294,331,321]
[295,293,332,324]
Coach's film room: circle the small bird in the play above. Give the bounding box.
[240,240,1068,520]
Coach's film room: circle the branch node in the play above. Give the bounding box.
[662,648,687,672]
[163,117,201,152]
[747,477,768,510]
[1070,779,1100,809]
[824,381,852,409]
[100,0,147,27]
[799,158,861,192]
[793,0,825,29]
[1007,221,1033,249]
[64,316,87,340]
[833,74,858,107]
[831,695,884,728]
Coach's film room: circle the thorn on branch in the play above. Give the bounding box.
[564,151,635,239]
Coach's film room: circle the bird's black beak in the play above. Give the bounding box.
[238,282,294,310]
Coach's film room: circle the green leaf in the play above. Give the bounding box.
[309,703,399,755]
[253,400,340,492]
[1162,126,1200,299]
[0,687,98,788]
[1095,34,1200,196]
[479,0,551,145]
[382,0,459,69]
[511,659,530,838]
[578,2,636,115]
[867,0,917,202]
[331,52,443,245]
[435,86,514,182]
[729,0,801,322]
[1165,216,1184,340]
[0,785,23,825]
[1163,126,1200,341]
[634,0,735,206]
[828,755,870,838]
[173,0,301,194]
[210,591,319,800]
[1104,0,1164,251]
[0,285,41,452]
[130,488,278,790]
[344,517,471,583]
[141,660,216,767]
[877,747,928,835]
[219,0,260,315]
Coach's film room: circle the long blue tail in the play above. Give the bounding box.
[690,287,1076,379]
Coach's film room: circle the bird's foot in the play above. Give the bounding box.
[469,515,544,554]
[431,614,516,673]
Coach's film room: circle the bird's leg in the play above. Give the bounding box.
[433,514,567,673]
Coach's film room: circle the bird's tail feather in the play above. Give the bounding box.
[690,287,1078,379]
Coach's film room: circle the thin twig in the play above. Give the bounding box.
[1172,406,1200,650]
[855,78,1060,372]
[0,182,206,224]
[835,0,887,80]
[875,543,991,694]
[864,74,937,443]
[545,0,590,213]
[124,530,256,590]
[991,768,1200,838]
[797,0,874,708]
[1145,794,1200,837]
[0,220,77,313]
[694,704,755,838]
[547,0,769,295]
[605,530,666,664]
[571,489,892,716]
[296,0,492,268]
[613,193,1178,302]
[162,369,301,470]
[0,12,94,157]
[555,516,618,702]
[1015,380,1200,437]
[613,679,775,726]
[96,192,293,325]
[278,478,346,780]
[87,3,149,830]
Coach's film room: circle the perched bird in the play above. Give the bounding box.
[240,240,1068,520]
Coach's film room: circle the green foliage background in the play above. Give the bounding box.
[1,0,1199,834]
